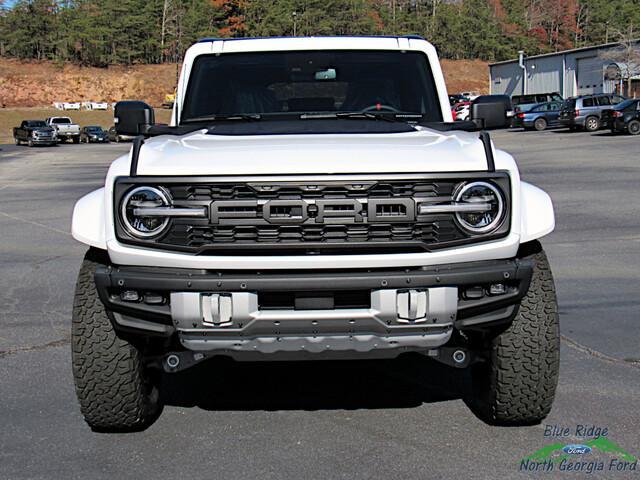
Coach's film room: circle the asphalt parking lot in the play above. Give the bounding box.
[0,129,639,479]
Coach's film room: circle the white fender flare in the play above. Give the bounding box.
[71,188,107,250]
[520,181,555,243]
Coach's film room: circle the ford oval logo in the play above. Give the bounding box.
[563,444,592,455]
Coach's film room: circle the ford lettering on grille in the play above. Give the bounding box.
[210,198,415,224]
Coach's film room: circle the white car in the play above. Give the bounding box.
[62,102,81,110]
[45,116,81,143]
[84,102,109,110]
[71,36,559,432]
[454,103,471,121]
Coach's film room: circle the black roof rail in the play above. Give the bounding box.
[130,136,145,176]
[479,131,495,172]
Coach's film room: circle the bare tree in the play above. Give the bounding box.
[599,26,640,97]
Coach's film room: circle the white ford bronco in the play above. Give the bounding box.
[71,36,559,432]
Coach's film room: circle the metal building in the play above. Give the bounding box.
[489,41,639,98]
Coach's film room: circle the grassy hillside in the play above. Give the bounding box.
[0,59,179,108]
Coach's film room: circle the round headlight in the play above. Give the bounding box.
[121,186,171,238]
[454,181,504,234]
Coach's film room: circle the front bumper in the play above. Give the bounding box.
[95,258,533,358]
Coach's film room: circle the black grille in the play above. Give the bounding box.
[114,175,510,255]
[168,181,450,202]
[166,221,460,246]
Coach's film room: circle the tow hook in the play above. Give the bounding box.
[427,347,476,368]
[162,351,209,373]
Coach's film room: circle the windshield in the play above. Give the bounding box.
[86,126,102,132]
[615,99,636,111]
[181,50,442,123]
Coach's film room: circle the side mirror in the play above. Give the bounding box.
[114,101,155,136]
[470,103,488,129]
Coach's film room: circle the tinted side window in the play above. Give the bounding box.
[612,95,625,104]
[582,98,594,107]
[597,96,611,106]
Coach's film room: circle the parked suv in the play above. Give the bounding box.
[70,36,559,432]
[559,93,626,131]
[512,93,563,113]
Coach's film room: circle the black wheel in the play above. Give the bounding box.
[14,137,21,145]
[72,136,80,144]
[72,249,163,432]
[627,120,640,136]
[468,241,560,426]
[28,139,34,147]
[584,116,600,132]
[533,118,547,131]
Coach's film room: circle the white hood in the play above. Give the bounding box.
[133,128,493,176]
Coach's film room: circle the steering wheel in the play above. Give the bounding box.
[362,104,401,113]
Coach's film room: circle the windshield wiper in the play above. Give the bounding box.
[181,113,262,124]
[302,111,424,123]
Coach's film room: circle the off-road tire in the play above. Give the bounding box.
[72,249,163,432]
[627,120,640,136]
[468,241,560,426]
[534,118,547,131]
[584,116,600,132]
[72,136,80,144]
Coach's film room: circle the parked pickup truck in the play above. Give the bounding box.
[13,120,57,146]
[71,36,559,432]
[46,116,81,143]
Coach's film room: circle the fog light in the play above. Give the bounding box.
[464,286,484,300]
[120,290,140,302]
[144,292,165,305]
[489,284,507,295]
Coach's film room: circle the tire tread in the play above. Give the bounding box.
[471,242,560,425]
[71,250,161,432]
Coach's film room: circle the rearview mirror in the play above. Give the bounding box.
[114,101,155,136]
[314,68,337,81]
